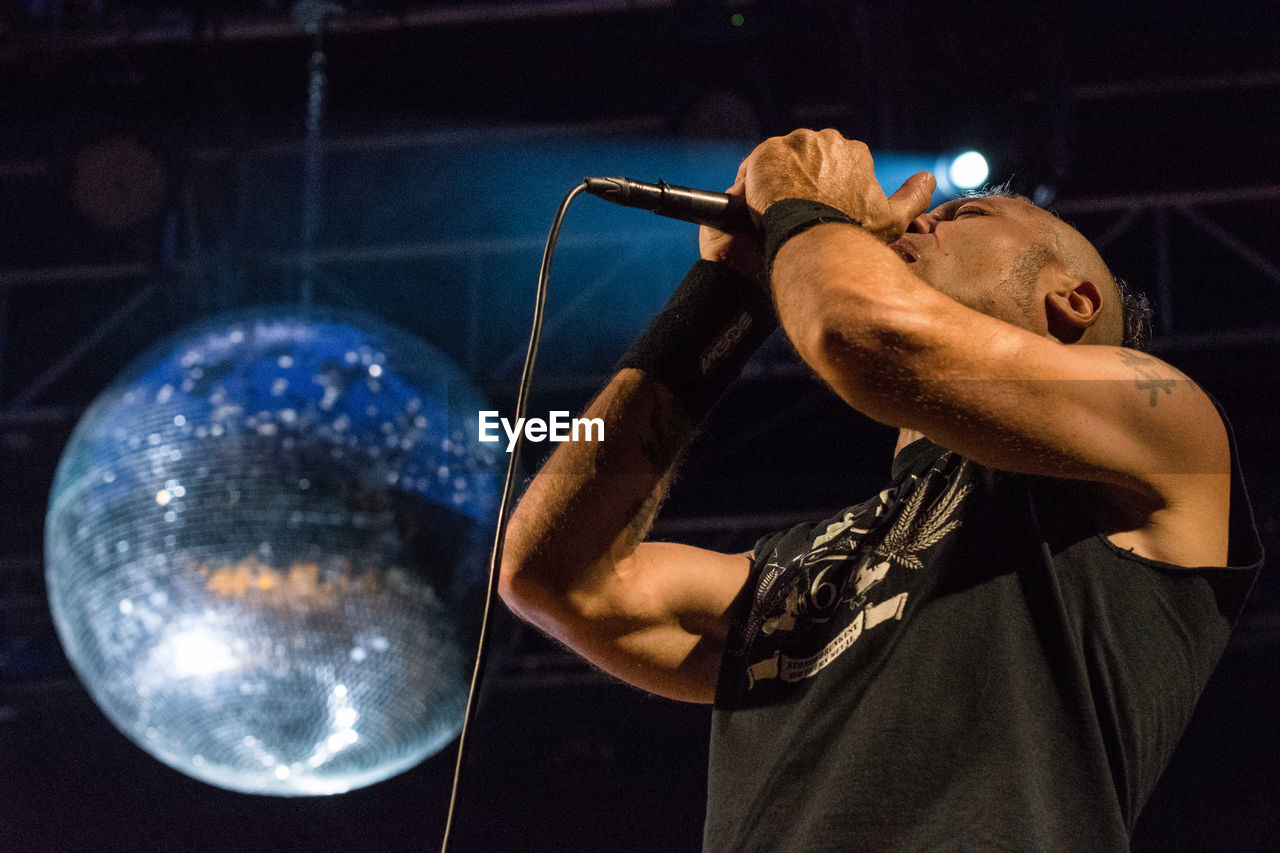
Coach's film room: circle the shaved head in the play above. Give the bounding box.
[1038,212,1126,347]
[971,188,1132,347]
[900,188,1152,350]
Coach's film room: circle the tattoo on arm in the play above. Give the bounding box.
[637,385,691,476]
[624,491,664,548]
[623,383,692,545]
[1117,351,1177,407]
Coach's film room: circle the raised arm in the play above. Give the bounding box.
[498,369,752,703]
[500,184,784,703]
[740,129,1230,568]
[498,154,928,700]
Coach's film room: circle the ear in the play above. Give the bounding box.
[1044,277,1103,344]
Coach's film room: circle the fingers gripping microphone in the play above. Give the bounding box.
[583,177,753,232]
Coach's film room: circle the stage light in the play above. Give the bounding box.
[944,151,989,191]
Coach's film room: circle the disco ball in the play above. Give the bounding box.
[44,309,500,795]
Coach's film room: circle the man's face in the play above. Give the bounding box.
[888,195,1059,334]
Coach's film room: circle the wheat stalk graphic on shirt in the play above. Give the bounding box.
[747,459,971,687]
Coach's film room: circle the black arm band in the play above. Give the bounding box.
[761,198,862,272]
[617,260,777,421]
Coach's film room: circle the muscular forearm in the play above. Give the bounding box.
[499,368,693,610]
[770,222,910,375]
[737,129,937,392]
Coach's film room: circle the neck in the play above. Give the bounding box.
[894,428,926,459]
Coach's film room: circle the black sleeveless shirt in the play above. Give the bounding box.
[706,437,1263,852]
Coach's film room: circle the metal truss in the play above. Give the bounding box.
[2,124,1279,702]
[1055,185,1280,351]
[0,0,679,60]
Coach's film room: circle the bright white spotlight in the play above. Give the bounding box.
[947,151,989,190]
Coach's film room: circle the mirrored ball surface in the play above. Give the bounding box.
[45,310,499,795]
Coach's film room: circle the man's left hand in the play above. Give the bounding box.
[738,128,936,243]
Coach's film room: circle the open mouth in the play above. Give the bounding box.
[889,240,918,263]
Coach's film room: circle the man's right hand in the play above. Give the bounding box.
[699,177,767,287]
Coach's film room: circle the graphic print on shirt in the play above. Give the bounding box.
[744,456,971,689]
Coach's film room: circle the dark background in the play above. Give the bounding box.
[1,1,1278,850]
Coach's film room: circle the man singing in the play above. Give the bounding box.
[497,129,1263,850]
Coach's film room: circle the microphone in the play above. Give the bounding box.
[583,177,753,232]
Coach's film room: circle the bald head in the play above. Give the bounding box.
[1036,209,1126,347]
[900,191,1149,349]
[971,191,1128,347]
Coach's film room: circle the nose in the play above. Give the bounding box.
[907,212,937,234]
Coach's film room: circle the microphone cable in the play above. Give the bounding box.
[439,181,588,853]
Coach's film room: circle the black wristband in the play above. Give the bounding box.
[760,198,862,272]
[618,260,777,420]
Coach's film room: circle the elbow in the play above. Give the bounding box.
[497,546,540,623]
[499,568,561,634]
[792,299,927,426]
[803,321,864,377]
[495,511,557,621]
[497,557,619,652]
[798,298,912,380]
[497,551,591,632]
[496,564,518,610]
[497,554,540,624]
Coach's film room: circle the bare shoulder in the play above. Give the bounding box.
[863,321,1231,566]
[1084,348,1231,567]
[1102,347,1228,485]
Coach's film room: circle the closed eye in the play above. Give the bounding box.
[954,205,989,217]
